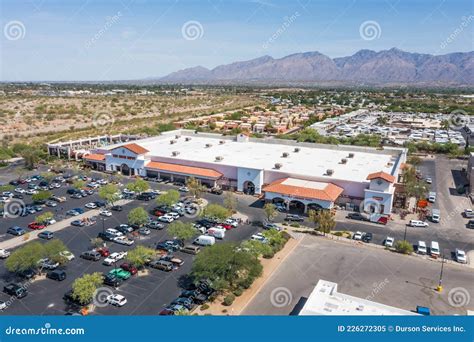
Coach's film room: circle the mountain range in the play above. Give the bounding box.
[156,48,473,86]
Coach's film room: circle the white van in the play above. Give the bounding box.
[428,192,436,203]
[417,241,427,255]
[430,241,440,257]
[194,235,216,246]
[431,209,440,223]
[207,228,225,239]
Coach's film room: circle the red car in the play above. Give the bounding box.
[28,222,45,230]
[158,308,175,316]
[95,247,110,257]
[153,210,165,217]
[218,223,233,230]
[120,263,138,275]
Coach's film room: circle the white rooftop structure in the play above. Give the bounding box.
[299,280,418,316]
[102,131,399,184]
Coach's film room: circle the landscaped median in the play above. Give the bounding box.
[0,199,133,251]
[192,230,300,315]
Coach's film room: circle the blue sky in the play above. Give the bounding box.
[1,0,473,81]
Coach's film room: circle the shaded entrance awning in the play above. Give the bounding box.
[145,161,222,180]
[263,178,343,202]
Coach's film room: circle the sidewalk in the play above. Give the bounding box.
[0,199,132,251]
[195,234,302,315]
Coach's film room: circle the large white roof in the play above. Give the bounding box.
[105,131,401,183]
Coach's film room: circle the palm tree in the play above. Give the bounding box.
[186,177,206,199]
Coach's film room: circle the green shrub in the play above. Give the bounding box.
[290,223,300,228]
[233,288,243,297]
[200,304,210,310]
[394,240,414,254]
[263,251,275,259]
[239,277,254,289]
[333,231,343,237]
[223,294,235,306]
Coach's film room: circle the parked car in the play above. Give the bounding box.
[417,241,427,254]
[352,231,363,240]
[97,232,116,241]
[103,274,124,288]
[37,258,59,270]
[148,259,173,271]
[362,232,373,243]
[171,297,194,310]
[113,236,134,246]
[120,263,138,275]
[18,268,37,280]
[3,283,28,298]
[28,222,46,230]
[7,226,25,236]
[108,268,131,280]
[408,220,429,228]
[468,220,474,229]
[80,250,101,261]
[103,252,127,266]
[47,270,67,281]
[455,249,467,263]
[138,227,151,235]
[181,245,201,255]
[106,294,127,307]
[105,228,123,238]
[99,209,112,217]
[178,186,189,193]
[347,212,368,221]
[285,214,304,222]
[463,209,474,218]
[160,254,185,266]
[0,249,10,259]
[111,205,123,211]
[384,237,395,247]
[95,247,110,257]
[38,231,54,240]
[60,250,75,261]
[71,220,85,227]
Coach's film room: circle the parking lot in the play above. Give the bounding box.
[0,170,265,315]
[243,235,474,315]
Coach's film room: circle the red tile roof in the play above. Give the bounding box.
[83,153,105,162]
[366,171,396,183]
[145,161,222,179]
[263,178,343,202]
[118,143,149,155]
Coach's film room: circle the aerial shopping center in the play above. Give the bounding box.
[47,130,407,215]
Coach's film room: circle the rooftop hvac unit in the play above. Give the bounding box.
[348,153,355,158]
[205,143,212,148]
[215,156,224,161]
[282,152,289,158]
[326,169,334,176]
[219,140,225,144]
[172,151,180,156]
[185,137,192,141]
[170,140,177,144]
[294,147,300,152]
[274,163,283,169]
[341,158,347,164]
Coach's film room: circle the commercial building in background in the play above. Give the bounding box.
[48,130,407,214]
[299,280,418,315]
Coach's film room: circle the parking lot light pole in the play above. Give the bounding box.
[437,255,445,292]
[403,224,408,241]
[102,217,106,233]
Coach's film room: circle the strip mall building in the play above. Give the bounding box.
[49,130,407,215]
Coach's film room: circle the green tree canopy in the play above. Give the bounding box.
[125,245,156,268]
[202,204,231,221]
[72,272,104,305]
[263,203,277,221]
[127,207,149,227]
[35,211,54,224]
[309,209,336,236]
[191,242,262,291]
[98,183,120,204]
[156,189,180,206]
[32,190,52,203]
[5,241,45,273]
[168,221,198,241]
[126,178,149,193]
[72,179,86,190]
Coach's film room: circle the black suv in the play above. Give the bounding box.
[362,232,373,243]
[103,274,124,287]
[3,283,28,298]
[97,232,115,241]
[47,270,67,281]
